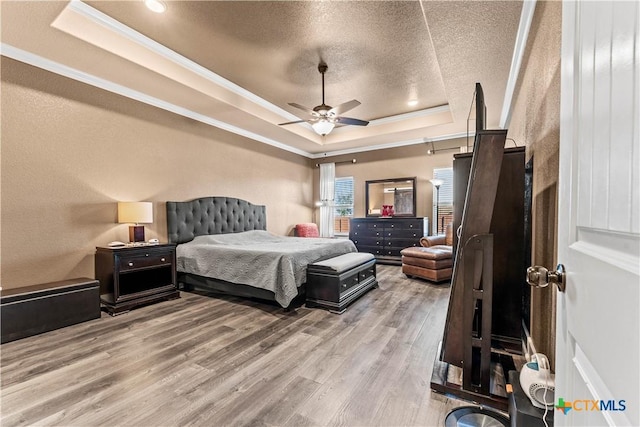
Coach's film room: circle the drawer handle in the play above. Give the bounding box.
[410,224,413,228]
[355,240,358,244]
[391,224,394,228]
[161,258,166,262]
[145,253,149,257]
[342,284,347,288]
[128,262,134,267]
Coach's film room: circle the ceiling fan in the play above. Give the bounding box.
[279,63,369,136]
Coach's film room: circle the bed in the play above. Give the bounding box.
[166,196,357,308]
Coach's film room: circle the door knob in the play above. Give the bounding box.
[527,264,566,292]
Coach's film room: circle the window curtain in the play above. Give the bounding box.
[319,162,335,237]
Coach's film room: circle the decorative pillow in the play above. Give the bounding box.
[296,223,319,237]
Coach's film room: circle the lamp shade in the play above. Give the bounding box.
[429,178,444,188]
[117,202,153,224]
[312,120,335,136]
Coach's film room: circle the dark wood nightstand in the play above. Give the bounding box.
[95,243,179,315]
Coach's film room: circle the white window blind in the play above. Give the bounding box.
[334,177,354,233]
[433,168,453,234]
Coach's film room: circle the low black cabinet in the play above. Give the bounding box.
[95,244,179,315]
[349,217,428,265]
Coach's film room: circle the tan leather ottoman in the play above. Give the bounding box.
[401,246,453,283]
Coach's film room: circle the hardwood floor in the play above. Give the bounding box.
[1,265,468,426]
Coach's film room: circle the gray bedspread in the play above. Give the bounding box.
[176,230,357,307]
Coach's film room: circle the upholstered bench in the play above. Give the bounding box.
[401,246,453,283]
[1,278,101,344]
[306,252,377,314]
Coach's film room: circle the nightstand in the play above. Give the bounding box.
[95,243,179,315]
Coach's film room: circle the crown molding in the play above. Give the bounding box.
[499,0,537,129]
[309,132,472,159]
[368,104,451,127]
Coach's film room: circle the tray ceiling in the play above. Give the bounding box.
[1,1,524,157]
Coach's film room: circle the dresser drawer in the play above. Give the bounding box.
[401,219,425,230]
[388,237,420,247]
[356,245,383,256]
[351,236,383,247]
[339,271,360,294]
[359,264,376,282]
[118,251,173,272]
[350,229,383,238]
[385,229,422,239]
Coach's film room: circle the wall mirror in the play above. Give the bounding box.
[365,177,417,217]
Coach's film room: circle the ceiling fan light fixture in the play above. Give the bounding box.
[312,120,335,136]
[144,0,167,13]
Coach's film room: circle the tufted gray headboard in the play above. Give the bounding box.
[166,197,267,244]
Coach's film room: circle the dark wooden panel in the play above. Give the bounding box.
[451,146,526,345]
[442,130,510,367]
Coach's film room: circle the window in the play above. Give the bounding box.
[432,168,453,235]
[334,177,354,234]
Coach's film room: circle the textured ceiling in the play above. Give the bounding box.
[1,0,524,157]
[88,1,449,121]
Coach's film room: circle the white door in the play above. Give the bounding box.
[557,2,639,426]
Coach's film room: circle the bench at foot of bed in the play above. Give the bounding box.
[305,252,377,314]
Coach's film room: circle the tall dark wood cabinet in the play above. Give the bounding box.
[349,217,428,265]
[452,146,526,344]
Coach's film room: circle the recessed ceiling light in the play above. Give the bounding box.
[407,99,419,107]
[144,0,166,13]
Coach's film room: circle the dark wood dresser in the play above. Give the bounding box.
[349,217,428,264]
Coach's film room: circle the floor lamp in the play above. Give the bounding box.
[429,179,443,234]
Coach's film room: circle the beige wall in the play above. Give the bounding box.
[507,1,561,366]
[1,59,313,290]
[311,138,469,232]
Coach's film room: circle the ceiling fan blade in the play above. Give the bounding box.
[278,119,309,126]
[288,102,316,115]
[336,116,369,126]
[329,100,361,115]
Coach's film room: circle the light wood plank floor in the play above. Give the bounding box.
[1,265,468,426]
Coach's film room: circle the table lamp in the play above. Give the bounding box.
[117,202,153,242]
